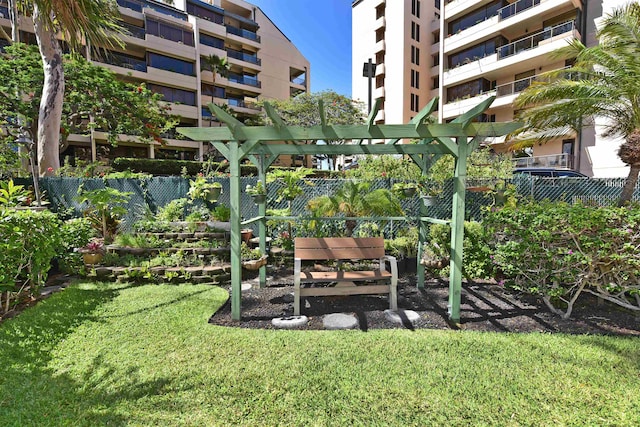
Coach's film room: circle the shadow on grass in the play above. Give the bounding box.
[0,283,189,425]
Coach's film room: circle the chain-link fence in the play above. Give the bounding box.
[32,175,640,238]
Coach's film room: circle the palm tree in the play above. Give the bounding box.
[26,0,123,175]
[514,3,640,205]
[307,181,403,237]
[203,54,230,86]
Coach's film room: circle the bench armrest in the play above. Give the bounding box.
[381,255,397,277]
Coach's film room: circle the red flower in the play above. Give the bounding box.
[381,172,387,177]
[137,86,143,93]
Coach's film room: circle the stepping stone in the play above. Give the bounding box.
[384,309,420,325]
[323,313,358,330]
[272,316,308,329]
[241,283,252,292]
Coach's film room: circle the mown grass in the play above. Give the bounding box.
[1,281,639,426]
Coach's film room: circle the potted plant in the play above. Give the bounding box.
[420,182,442,207]
[245,180,267,203]
[392,182,419,198]
[79,239,105,266]
[188,174,222,202]
[240,242,267,270]
[76,187,132,243]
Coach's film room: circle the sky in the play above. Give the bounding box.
[249,0,353,96]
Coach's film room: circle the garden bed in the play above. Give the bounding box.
[210,269,640,335]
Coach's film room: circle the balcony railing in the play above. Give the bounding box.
[514,153,574,169]
[226,48,261,65]
[495,66,571,98]
[122,22,145,39]
[102,54,147,72]
[228,74,261,88]
[228,99,258,110]
[498,21,576,60]
[226,25,260,42]
[498,0,541,21]
[0,5,9,18]
[117,0,143,12]
[291,76,306,86]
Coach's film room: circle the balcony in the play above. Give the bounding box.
[101,54,147,72]
[514,153,575,169]
[228,73,261,88]
[291,76,306,86]
[226,25,260,43]
[498,0,541,21]
[498,21,576,60]
[122,22,145,39]
[228,98,260,113]
[0,5,9,19]
[226,48,261,66]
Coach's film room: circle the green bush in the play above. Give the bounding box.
[0,209,62,311]
[57,217,96,274]
[485,201,640,318]
[423,221,494,279]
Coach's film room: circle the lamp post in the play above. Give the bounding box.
[362,58,377,113]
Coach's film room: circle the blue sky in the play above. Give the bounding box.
[250,0,353,96]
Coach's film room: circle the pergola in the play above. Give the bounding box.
[177,96,520,323]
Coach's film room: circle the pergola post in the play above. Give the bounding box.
[257,154,268,288]
[448,138,468,324]
[228,140,242,321]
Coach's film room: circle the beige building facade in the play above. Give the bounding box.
[352,0,629,177]
[0,0,310,164]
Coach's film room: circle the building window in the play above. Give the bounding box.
[448,36,506,68]
[376,28,384,42]
[376,51,385,64]
[201,83,225,98]
[410,93,420,112]
[432,54,440,67]
[186,2,224,24]
[148,84,196,106]
[148,52,195,76]
[146,19,194,46]
[432,76,439,89]
[411,46,420,65]
[200,33,225,50]
[375,3,385,19]
[411,22,420,42]
[411,70,420,89]
[412,0,421,18]
[448,0,504,35]
[447,78,492,103]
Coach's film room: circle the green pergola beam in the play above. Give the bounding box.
[249,143,452,156]
[263,102,286,130]
[386,97,439,144]
[177,122,522,142]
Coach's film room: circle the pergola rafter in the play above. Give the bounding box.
[178,97,521,323]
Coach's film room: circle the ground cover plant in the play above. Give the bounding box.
[1,281,639,426]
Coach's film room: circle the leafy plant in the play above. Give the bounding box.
[188,175,222,201]
[240,242,263,261]
[0,180,30,207]
[211,205,231,221]
[245,180,266,196]
[267,167,314,202]
[76,187,132,243]
[156,198,189,222]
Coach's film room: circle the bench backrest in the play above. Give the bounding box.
[294,237,385,261]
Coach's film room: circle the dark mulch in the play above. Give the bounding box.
[210,268,640,335]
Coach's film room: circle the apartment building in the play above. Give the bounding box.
[352,0,629,177]
[352,0,440,129]
[0,0,310,164]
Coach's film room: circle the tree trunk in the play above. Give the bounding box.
[33,5,64,176]
[617,163,640,206]
[8,0,19,42]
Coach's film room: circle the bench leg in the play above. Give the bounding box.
[294,258,301,316]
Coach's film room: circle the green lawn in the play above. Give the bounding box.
[1,282,639,426]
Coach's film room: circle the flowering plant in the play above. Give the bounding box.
[80,239,105,254]
[245,180,267,196]
[274,230,294,251]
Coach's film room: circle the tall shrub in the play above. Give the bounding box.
[485,201,640,318]
[0,209,61,313]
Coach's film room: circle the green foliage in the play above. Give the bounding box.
[427,148,514,184]
[385,227,419,258]
[0,209,61,311]
[156,198,189,222]
[245,180,266,196]
[240,242,263,261]
[485,201,640,318]
[112,158,204,176]
[423,221,494,279]
[76,186,132,242]
[346,156,422,181]
[0,44,178,162]
[57,217,97,274]
[187,175,222,201]
[267,167,314,201]
[307,180,403,237]
[211,205,231,221]
[0,180,29,207]
[185,206,211,223]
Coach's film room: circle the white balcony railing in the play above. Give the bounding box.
[514,153,574,169]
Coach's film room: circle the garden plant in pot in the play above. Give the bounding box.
[245,180,267,204]
[79,239,105,266]
[240,242,267,270]
[188,174,222,202]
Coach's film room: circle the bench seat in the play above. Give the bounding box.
[293,237,398,316]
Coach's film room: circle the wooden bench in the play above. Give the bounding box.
[293,237,398,316]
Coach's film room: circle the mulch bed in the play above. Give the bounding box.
[210,268,640,335]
